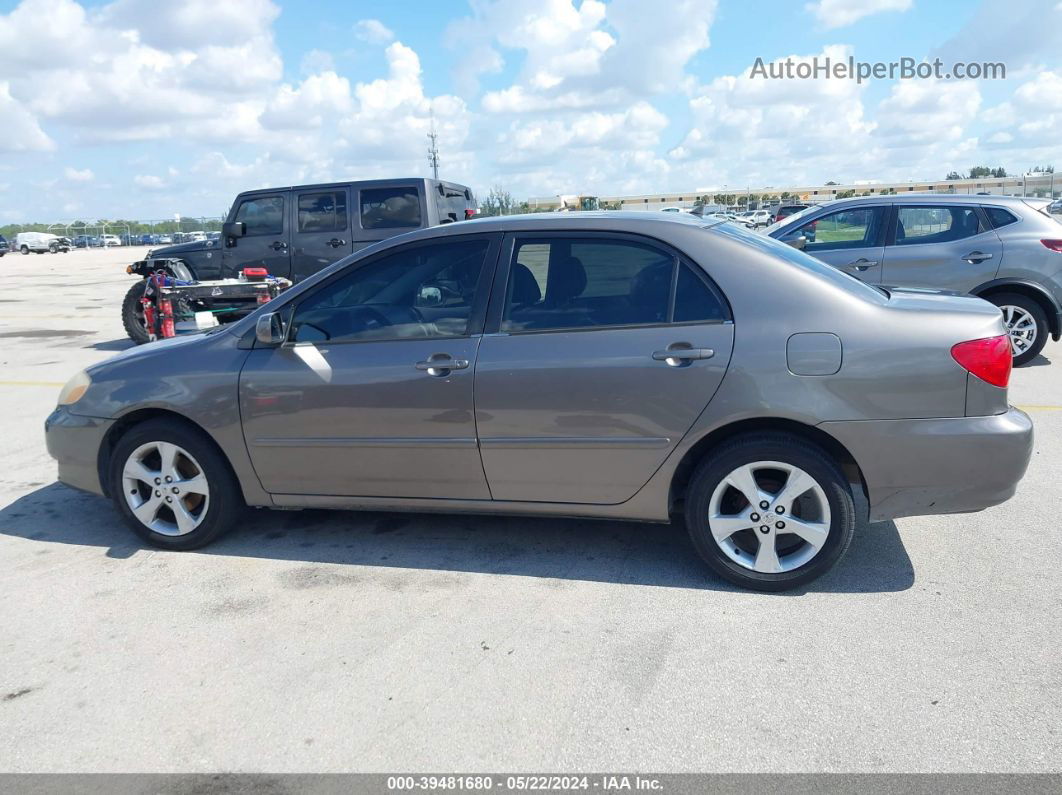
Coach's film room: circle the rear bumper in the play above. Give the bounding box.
[821,407,1033,522]
[44,407,114,497]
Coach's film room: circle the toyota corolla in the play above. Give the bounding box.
[46,213,1033,591]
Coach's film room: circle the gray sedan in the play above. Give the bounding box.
[46,213,1032,591]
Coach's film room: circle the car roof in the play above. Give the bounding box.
[814,193,1035,209]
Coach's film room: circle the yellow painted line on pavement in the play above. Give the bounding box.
[1016,405,1062,412]
[0,379,64,388]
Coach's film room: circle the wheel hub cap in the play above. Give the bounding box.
[1000,305,1037,356]
[122,441,210,536]
[707,461,831,574]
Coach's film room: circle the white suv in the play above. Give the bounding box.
[101,234,122,247]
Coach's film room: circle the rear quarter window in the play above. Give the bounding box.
[983,207,1018,229]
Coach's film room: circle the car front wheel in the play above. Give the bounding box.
[988,292,1048,367]
[684,433,856,591]
[109,418,244,550]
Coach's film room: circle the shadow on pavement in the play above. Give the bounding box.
[86,338,136,352]
[0,482,915,594]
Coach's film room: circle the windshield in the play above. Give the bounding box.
[708,221,888,303]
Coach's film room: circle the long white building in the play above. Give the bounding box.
[528,173,1060,211]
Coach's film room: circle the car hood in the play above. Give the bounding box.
[86,330,219,375]
[148,239,217,258]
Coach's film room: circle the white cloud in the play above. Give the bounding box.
[354,19,394,45]
[0,81,54,152]
[134,174,167,190]
[806,0,912,30]
[64,167,94,182]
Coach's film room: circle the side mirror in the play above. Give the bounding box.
[222,221,246,247]
[782,233,807,250]
[417,285,443,307]
[256,312,285,345]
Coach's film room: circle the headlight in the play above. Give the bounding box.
[57,370,91,406]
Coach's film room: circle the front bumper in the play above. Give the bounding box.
[44,407,115,497]
[821,407,1033,522]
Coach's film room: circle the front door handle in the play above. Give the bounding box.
[269,240,288,251]
[327,238,346,248]
[415,355,470,376]
[652,346,715,366]
[846,258,879,271]
[962,251,993,264]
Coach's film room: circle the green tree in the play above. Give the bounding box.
[478,186,517,216]
[945,171,962,180]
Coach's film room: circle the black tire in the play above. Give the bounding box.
[986,292,1048,367]
[122,280,151,344]
[684,433,856,592]
[49,244,58,253]
[108,418,245,550]
[20,245,29,255]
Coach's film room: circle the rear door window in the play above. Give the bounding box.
[501,237,727,332]
[360,187,422,229]
[297,191,347,233]
[894,206,984,245]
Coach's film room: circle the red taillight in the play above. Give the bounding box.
[951,335,1012,388]
[464,208,476,219]
[1041,239,1062,253]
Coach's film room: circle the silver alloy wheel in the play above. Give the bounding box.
[707,460,831,574]
[122,441,210,536]
[1000,305,1038,356]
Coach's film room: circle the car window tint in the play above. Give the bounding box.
[235,195,285,236]
[674,263,726,323]
[797,207,886,252]
[290,238,489,343]
[297,191,347,233]
[895,206,983,245]
[984,207,1018,229]
[502,238,675,332]
[360,187,422,229]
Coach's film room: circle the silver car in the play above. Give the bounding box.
[46,213,1033,591]
[766,194,1062,365]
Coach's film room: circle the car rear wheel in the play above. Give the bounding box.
[109,418,244,550]
[20,245,28,254]
[684,434,856,591]
[987,292,1048,366]
[122,280,151,344]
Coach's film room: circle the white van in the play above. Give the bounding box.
[14,232,59,254]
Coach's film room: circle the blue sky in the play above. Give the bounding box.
[0,0,1059,221]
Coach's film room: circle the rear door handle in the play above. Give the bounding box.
[269,241,288,251]
[327,238,346,248]
[415,356,470,376]
[846,258,879,271]
[962,251,993,263]
[652,347,715,366]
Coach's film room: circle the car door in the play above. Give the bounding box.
[881,204,1002,291]
[474,233,734,505]
[239,233,500,498]
[290,187,354,283]
[789,205,889,283]
[352,184,427,252]
[221,192,292,279]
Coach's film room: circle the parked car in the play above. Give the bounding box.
[0,234,8,257]
[767,194,1062,365]
[773,204,811,223]
[157,235,173,244]
[14,232,59,254]
[744,210,772,228]
[101,234,122,247]
[48,212,1032,591]
[121,177,477,343]
[49,236,72,253]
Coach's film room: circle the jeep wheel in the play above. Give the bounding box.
[20,245,29,255]
[122,280,151,344]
